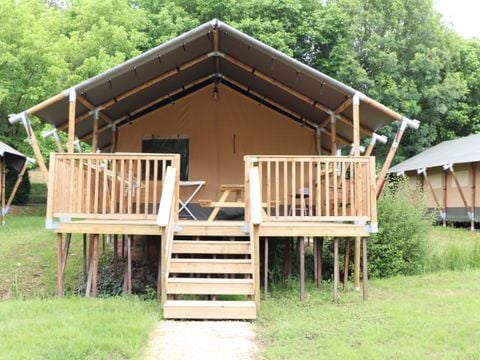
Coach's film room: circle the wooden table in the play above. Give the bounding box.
[200,184,245,221]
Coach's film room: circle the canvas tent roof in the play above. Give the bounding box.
[17,19,406,151]
[0,141,26,172]
[389,133,480,173]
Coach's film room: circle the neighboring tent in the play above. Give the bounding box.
[0,141,28,225]
[389,134,480,229]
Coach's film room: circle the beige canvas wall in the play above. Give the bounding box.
[116,83,316,201]
[405,162,479,210]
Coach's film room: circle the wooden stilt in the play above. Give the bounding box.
[82,234,87,282]
[343,238,350,290]
[300,237,305,301]
[471,163,476,231]
[1,158,5,226]
[159,230,166,303]
[333,237,339,302]
[362,237,369,301]
[354,236,361,291]
[102,235,105,255]
[67,90,77,153]
[313,238,318,285]
[284,238,291,281]
[113,234,118,274]
[56,233,63,297]
[352,94,360,156]
[443,171,448,227]
[127,235,132,296]
[316,238,323,288]
[143,236,148,281]
[264,237,269,299]
[91,234,99,298]
[61,233,72,276]
[122,235,125,258]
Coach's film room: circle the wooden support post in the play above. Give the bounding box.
[82,234,87,282]
[91,109,99,152]
[5,162,28,220]
[264,237,269,300]
[61,233,71,276]
[111,125,117,153]
[471,163,476,231]
[330,112,337,155]
[67,90,77,153]
[449,166,473,227]
[352,94,360,156]
[122,235,125,258]
[313,238,318,285]
[1,158,5,225]
[158,229,165,302]
[343,238,350,290]
[252,225,261,310]
[284,238,291,281]
[419,169,445,221]
[316,238,323,288]
[113,234,118,274]
[333,237,339,302]
[354,236,361,291]
[443,171,448,227]
[91,234,99,298]
[26,117,49,182]
[56,233,63,297]
[127,235,132,296]
[376,119,419,198]
[362,237,369,300]
[300,237,305,301]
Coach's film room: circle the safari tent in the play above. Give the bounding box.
[0,141,28,225]
[8,19,419,319]
[389,134,480,230]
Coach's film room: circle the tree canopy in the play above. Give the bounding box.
[1,0,478,164]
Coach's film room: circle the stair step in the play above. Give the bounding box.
[169,259,252,274]
[163,300,256,319]
[172,240,250,255]
[167,278,254,295]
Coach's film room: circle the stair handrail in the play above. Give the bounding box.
[248,167,262,308]
[157,165,178,302]
[249,167,263,225]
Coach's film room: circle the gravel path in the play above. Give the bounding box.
[145,320,259,360]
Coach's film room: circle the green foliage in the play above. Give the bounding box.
[369,179,431,278]
[5,167,30,205]
[0,0,479,165]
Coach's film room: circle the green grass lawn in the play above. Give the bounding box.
[2,211,480,359]
[0,297,159,360]
[0,215,83,298]
[259,270,480,359]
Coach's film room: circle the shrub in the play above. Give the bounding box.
[5,166,30,205]
[368,178,432,278]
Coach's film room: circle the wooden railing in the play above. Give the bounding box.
[46,153,180,225]
[244,155,377,223]
[157,166,179,304]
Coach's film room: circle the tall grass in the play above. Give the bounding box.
[424,227,480,272]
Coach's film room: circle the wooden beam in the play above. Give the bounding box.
[25,92,67,116]
[333,237,339,302]
[300,237,305,301]
[284,238,291,281]
[448,166,473,227]
[354,237,361,291]
[61,233,72,276]
[91,110,99,152]
[56,233,63,296]
[343,238,350,290]
[1,158,5,225]
[82,234,87,282]
[443,171,448,227]
[91,234,99,297]
[223,53,374,137]
[419,170,444,216]
[352,94,360,156]
[330,112,337,155]
[362,237,369,301]
[361,96,403,121]
[67,90,76,153]
[24,117,49,182]
[316,238,323,288]
[264,237,269,300]
[472,163,476,231]
[5,162,28,213]
[252,224,260,310]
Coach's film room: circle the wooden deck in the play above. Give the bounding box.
[56,219,370,237]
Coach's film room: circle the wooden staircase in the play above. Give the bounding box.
[163,229,257,319]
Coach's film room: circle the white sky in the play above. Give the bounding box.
[434,0,480,38]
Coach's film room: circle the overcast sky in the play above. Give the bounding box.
[434,0,480,38]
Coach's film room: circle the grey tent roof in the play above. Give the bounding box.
[389,133,480,173]
[0,141,26,172]
[27,19,404,151]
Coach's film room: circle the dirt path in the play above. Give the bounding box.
[145,320,259,360]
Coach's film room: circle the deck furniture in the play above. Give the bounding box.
[200,184,245,221]
[178,180,206,220]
